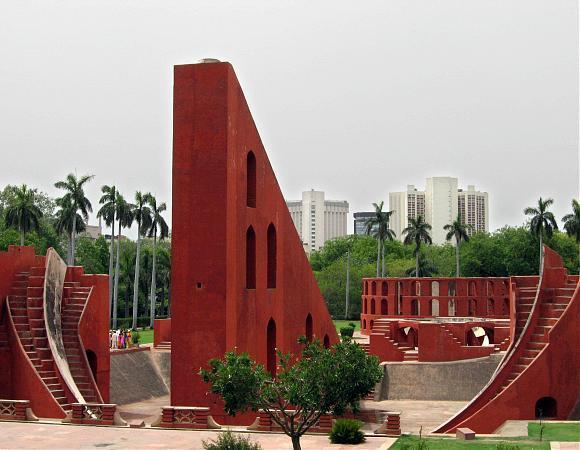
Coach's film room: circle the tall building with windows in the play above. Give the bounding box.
[287,190,349,252]
[389,178,488,245]
[353,212,375,235]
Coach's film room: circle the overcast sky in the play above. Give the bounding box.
[0,1,578,236]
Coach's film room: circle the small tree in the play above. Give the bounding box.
[200,337,382,450]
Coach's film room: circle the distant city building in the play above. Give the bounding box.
[353,212,376,235]
[82,224,102,240]
[287,190,349,252]
[389,177,488,245]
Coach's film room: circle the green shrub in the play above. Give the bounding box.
[329,418,365,444]
[202,431,262,450]
[495,443,520,450]
[348,322,357,329]
[340,326,355,337]
[132,331,141,345]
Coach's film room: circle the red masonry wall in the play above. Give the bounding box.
[170,61,339,424]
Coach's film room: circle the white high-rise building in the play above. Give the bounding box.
[287,190,349,252]
[389,178,488,245]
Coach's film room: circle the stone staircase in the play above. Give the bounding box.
[156,341,172,350]
[7,268,71,412]
[372,318,415,360]
[61,281,101,403]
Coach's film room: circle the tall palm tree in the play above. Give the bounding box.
[402,215,432,278]
[562,199,580,273]
[146,194,169,327]
[112,193,134,329]
[4,184,43,245]
[54,173,93,265]
[405,253,437,277]
[55,195,86,261]
[97,185,116,310]
[524,197,558,271]
[364,201,395,277]
[444,215,473,277]
[131,191,152,329]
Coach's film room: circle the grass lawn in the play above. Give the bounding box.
[333,320,360,333]
[135,328,154,344]
[390,435,549,449]
[528,422,580,442]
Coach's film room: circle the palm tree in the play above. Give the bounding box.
[402,215,433,278]
[562,199,580,273]
[131,192,152,329]
[364,201,395,277]
[55,195,87,261]
[524,197,558,271]
[444,215,473,277]
[97,185,117,309]
[112,193,134,329]
[146,194,169,327]
[405,253,437,277]
[4,184,43,245]
[54,173,93,265]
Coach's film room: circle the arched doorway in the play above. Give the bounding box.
[411,299,419,316]
[305,314,313,342]
[86,350,97,380]
[323,334,330,349]
[267,319,276,377]
[370,298,376,314]
[381,299,387,315]
[267,224,277,288]
[430,299,439,317]
[535,397,557,418]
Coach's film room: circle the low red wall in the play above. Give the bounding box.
[154,318,172,348]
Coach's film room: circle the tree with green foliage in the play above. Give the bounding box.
[55,194,87,263]
[75,235,109,274]
[54,173,93,265]
[405,253,437,277]
[146,194,169,327]
[131,191,152,329]
[524,197,558,271]
[364,201,395,277]
[402,215,432,278]
[444,215,472,277]
[4,184,43,245]
[200,338,382,450]
[562,199,580,272]
[112,193,134,329]
[97,185,117,308]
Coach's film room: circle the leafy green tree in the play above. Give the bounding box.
[55,194,87,263]
[75,235,109,274]
[402,215,432,278]
[444,215,472,277]
[112,193,134,329]
[200,338,382,450]
[146,194,169,327]
[4,184,43,245]
[131,191,152,328]
[562,199,580,272]
[0,185,55,218]
[97,185,117,307]
[54,173,93,265]
[524,197,558,271]
[405,253,437,277]
[364,201,395,277]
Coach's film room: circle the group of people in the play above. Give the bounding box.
[109,329,134,350]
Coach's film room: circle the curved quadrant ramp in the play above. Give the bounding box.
[44,248,85,404]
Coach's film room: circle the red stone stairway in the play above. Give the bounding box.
[7,268,71,412]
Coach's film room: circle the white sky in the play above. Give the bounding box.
[0,1,578,236]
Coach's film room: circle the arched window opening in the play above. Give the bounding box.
[468,299,476,316]
[468,281,476,296]
[370,320,374,330]
[370,298,376,314]
[267,224,277,288]
[246,226,256,289]
[487,298,495,316]
[503,298,509,316]
[486,281,494,296]
[363,298,367,314]
[381,299,387,315]
[362,319,367,330]
[430,299,439,317]
[466,327,486,346]
[397,282,403,315]
[305,314,313,342]
[381,282,388,296]
[267,318,276,376]
[411,299,419,316]
[431,281,440,296]
[535,397,557,419]
[246,152,256,208]
[448,281,456,296]
[371,281,377,295]
[413,281,421,296]
[86,350,97,380]
[323,334,330,349]
[448,299,456,317]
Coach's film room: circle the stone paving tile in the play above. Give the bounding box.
[0,422,396,449]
